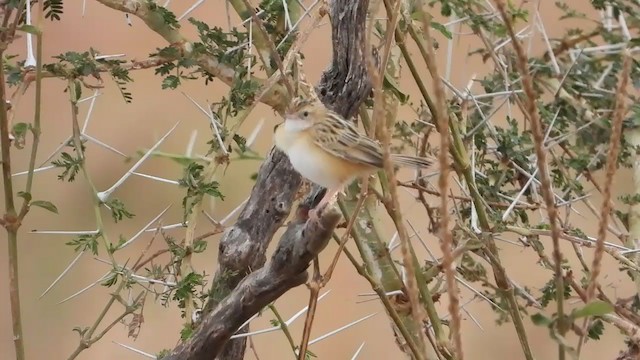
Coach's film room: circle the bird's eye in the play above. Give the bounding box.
[302,111,309,117]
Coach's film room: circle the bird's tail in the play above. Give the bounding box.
[390,154,433,169]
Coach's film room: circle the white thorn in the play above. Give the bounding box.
[113,342,156,359]
[281,0,292,29]
[220,196,250,225]
[350,342,366,360]
[31,229,99,235]
[144,222,186,232]
[117,205,171,250]
[24,1,36,68]
[231,290,332,339]
[245,118,265,148]
[186,130,198,157]
[94,54,126,60]
[177,0,206,21]
[132,172,180,185]
[308,313,377,346]
[83,133,128,158]
[81,90,101,133]
[12,165,55,177]
[40,251,85,298]
[97,121,180,202]
[58,272,111,304]
[286,290,331,326]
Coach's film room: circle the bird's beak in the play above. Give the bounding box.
[284,114,300,122]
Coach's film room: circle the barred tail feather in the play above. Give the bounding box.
[390,154,433,169]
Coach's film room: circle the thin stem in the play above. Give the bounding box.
[297,260,321,360]
[332,233,428,360]
[68,81,117,267]
[579,51,632,351]
[372,1,428,355]
[66,280,127,360]
[240,0,295,98]
[0,53,26,360]
[18,8,44,219]
[268,304,297,358]
[398,5,534,358]
[416,7,463,359]
[494,3,564,359]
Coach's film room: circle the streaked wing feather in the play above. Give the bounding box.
[311,113,383,168]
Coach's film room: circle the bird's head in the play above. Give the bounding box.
[283,97,325,132]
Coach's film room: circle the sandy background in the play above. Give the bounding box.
[0,1,634,359]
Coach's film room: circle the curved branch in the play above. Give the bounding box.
[163,205,342,360]
[94,1,372,359]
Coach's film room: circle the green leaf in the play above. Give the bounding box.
[383,74,408,103]
[571,300,614,319]
[12,122,29,137]
[430,21,452,39]
[18,24,41,35]
[17,191,32,202]
[587,319,605,340]
[162,75,180,89]
[530,313,552,326]
[12,122,30,149]
[31,200,59,214]
[71,79,82,102]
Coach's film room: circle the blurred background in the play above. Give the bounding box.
[0,1,634,359]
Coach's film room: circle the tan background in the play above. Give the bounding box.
[0,1,633,359]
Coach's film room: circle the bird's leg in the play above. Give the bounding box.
[308,187,341,222]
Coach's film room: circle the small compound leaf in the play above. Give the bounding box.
[571,300,614,319]
[530,313,553,326]
[31,200,59,214]
[18,24,41,35]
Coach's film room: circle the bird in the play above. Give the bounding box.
[273,97,433,221]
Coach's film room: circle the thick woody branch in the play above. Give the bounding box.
[92,1,371,358]
[315,0,372,117]
[198,0,371,359]
[163,205,341,360]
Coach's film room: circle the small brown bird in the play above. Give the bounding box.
[274,98,433,220]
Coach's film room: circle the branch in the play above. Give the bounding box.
[164,205,342,360]
[92,1,372,358]
[94,0,288,109]
[202,1,372,359]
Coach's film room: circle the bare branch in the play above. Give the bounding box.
[164,205,342,360]
[185,1,374,359]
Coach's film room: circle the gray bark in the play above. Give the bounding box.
[165,0,373,358]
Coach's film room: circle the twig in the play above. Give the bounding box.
[297,258,321,360]
[240,0,295,97]
[585,50,632,301]
[580,50,632,349]
[494,1,565,358]
[0,49,26,360]
[322,180,368,283]
[399,181,539,209]
[268,304,298,358]
[416,7,463,359]
[298,183,368,359]
[165,205,342,360]
[373,1,428,355]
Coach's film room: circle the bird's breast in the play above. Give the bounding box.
[273,123,296,152]
[287,136,356,189]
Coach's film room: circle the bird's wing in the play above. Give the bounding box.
[310,113,384,168]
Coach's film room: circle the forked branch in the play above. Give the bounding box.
[164,204,342,360]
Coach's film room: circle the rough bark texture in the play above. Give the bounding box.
[316,0,373,116]
[164,205,342,360]
[166,1,373,359]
